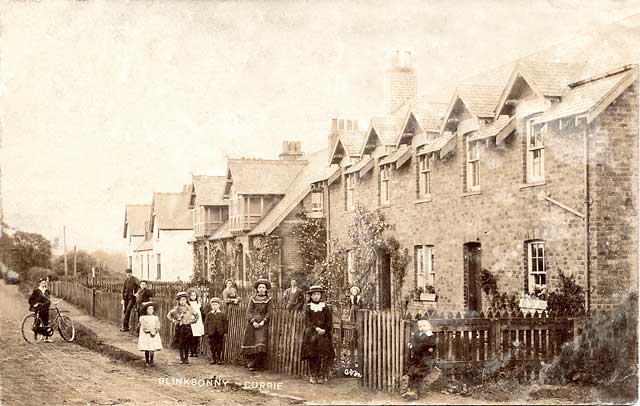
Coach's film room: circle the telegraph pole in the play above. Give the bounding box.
[73,245,77,277]
[63,226,68,276]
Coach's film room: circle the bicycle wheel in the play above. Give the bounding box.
[57,315,75,342]
[21,314,43,344]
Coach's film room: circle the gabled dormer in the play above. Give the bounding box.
[396,99,447,148]
[494,61,580,119]
[328,118,366,167]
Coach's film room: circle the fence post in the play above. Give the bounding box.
[356,309,365,386]
[91,288,96,317]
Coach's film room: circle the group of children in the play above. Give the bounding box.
[134,279,438,398]
[142,288,229,366]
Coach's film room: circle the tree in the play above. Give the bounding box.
[52,250,97,277]
[11,231,52,275]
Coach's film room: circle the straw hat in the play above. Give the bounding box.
[349,285,361,295]
[306,285,326,295]
[209,297,222,305]
[139,301,158,314]
[253,278,271,290]
[175,291,187,301]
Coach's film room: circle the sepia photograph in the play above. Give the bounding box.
[0,1,639,405]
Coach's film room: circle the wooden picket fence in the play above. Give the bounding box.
[359,309,582,392]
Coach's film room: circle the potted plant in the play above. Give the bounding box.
[419,285,437,301]
[519,287,547,313]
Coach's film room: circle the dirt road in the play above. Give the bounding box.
[0,281,284,406]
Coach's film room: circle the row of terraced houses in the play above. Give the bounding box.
[122,21,639,313]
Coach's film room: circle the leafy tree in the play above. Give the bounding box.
[52,250,97,277]
[10,231,52,275]
[292,212,327,274]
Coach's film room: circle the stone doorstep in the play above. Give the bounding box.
[55,295,368,404]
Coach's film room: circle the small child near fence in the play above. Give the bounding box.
[167,292,199,364]
[138,301,162,366]
[204,297,228,365]
[401,319,441,400]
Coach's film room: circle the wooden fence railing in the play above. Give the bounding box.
[50,281,586,390]
[359,309,581,391]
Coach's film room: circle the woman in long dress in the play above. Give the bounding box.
[240,278,272,371]
[186,287,205,357]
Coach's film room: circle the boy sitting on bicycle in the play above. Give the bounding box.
[28,278,53,343]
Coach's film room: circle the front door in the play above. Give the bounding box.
[377,251,391,310]
[464,242,482,312]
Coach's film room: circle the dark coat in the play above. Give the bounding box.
[283,287,305,311]
[122,275,140,301]
[28,288,50,311]
[204,311,228,336]
[240,295,272,355]
[407,332,437,376]
[136,288,153,307]
[301,302,335,360]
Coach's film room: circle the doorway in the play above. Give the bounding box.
[377,251,392,310]
[463,242,482,312]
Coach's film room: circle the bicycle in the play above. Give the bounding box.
[21,299,75,343]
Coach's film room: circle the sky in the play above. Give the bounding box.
[1,0,639,253]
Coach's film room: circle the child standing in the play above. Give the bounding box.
[401,319,440,400]
[167,292,199,364]
[186,288,205,357]
[204,297,228,365]
[301,285,335,384]
[241,279,272,371]
[138,301,162,366]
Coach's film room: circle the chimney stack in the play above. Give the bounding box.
[328,118,359,161]
[384,50,417,114]
[279,140,304,160]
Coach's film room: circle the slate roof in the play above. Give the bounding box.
[344,155,374,175]
[412,99,447,133]
[535,68,637,124]
[417,132,457,156]
[227,159,307,195]
[123,204,151,238]
[310,164,340,183]
[517,61,583,97]
[153,192,193,230]
[379,146,411,166]
[250,149,328,236]
[209,220,232,240]
[468,115,515,142]
[456,84,505,118]
[192,175,227,206]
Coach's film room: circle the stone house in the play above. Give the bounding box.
[208,142,332,289]
[133,192,194,282]
[323,46,638,313]
[122,204,151,274]
[187,175,229,280]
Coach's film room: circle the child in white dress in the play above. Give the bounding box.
[138,301,162,366]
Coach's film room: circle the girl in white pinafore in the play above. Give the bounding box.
[187,288,205,357]
[138,301,162,366]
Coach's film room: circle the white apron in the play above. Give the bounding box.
[189,300,205,337]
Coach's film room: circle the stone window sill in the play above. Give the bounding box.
[461,190,482,197]
[414,197,432,205]
[520,180,547,189]
[379,203,391,209]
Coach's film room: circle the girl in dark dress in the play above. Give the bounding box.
[301,285,335,384]
[167,291,199,364]
[240,278,272,371]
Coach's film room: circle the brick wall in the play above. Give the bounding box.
[327,82,637,313]
[589,80,639,309]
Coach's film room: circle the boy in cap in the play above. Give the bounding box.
[204,297,228,364]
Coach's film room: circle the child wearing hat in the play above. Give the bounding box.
[167,291,199,364]
[401,319,440,400]
[204,297,228,365]
[240,278,272,371]
[138,301,162,366]
[301,285,335,384]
